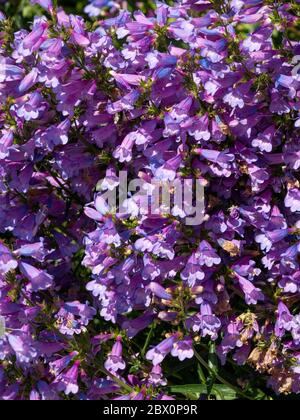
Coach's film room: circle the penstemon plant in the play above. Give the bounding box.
[0,0,300,401]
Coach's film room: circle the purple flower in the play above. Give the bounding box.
[121,311,155,339]
[0,131,14,160]
[181,252,205,287]
[19,262,53,292]
[0,59,24,83]
[163,97,193,137]
[49,352,78,377]
[195,148,235,167]
[285,189,300,213]
[147,282,172,301]
[292,316,300,345]
[236,275,265,305]
[195,241,221,268]
[113,133,135,163]
[186,114,211,142]
[54,361,80,395]
[154,154,182,182]
[148,365,167,387]
[275,302,295,338]
[30,0,53,11]
[7,329,38,364]
[0,243,18,275]
[11,92,46,122]
[19,68,39,93]
[171,337,194,361]
[55,301,96,336]
[35,119,70,151]
[15,241,47,262]
[146,335,179,366]
[104,337,126,372]
[85,1,113,18]
[188,304,221,341]
[284,146,300,170]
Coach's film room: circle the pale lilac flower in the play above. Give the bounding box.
[54,361,80,395]
[146,335,179,366]
[19,262,53,292]
[104,337,126,372]
[171,337,194,361]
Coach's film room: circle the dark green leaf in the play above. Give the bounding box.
[169,384,237,400]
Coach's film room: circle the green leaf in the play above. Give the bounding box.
[208,354,219,376]
[213,385,237,400]
[206,376,215,397]
[169,384,237,400]
[272,30,284,49]
[197,363,206,384]
[208,342,218,372]
[22,5,41,19]
[169,384,206,395]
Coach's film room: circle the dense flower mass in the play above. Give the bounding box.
[1,0,300,400]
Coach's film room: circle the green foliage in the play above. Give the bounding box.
[169,384,237,400]
[0,0,40,29]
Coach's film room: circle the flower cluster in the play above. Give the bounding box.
[1,0,300,400]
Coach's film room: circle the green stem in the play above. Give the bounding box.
[141,322,156,357]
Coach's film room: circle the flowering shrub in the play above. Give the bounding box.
[1,0,300,400]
